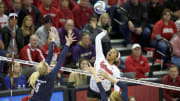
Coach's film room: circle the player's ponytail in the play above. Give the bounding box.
[28,61,48,88]
[28,72,40,88]
[109,91,123,101]
[114,49,121,66]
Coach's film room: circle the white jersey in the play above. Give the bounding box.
[90,31,121,93]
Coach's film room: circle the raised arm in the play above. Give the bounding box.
[50,33,76,77]
[45,31,57,65]
[95,31,107,61]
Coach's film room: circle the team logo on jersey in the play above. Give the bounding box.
[140,61,144,64]
[100,61,113,75]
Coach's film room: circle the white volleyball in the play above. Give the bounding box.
[94,1,107,15]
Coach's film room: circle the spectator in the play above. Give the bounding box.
[58,19,80,48]
[21,15,35,45]
[40,33,61,64]
[68,58,89,87]
[151,8,177,64]
[4,62,27,89]
[123,0,151,47]
[145,0,163,29]
[18,0,42,30]
[162,65,180,101]
[35,15,60,48]
[19,34,44,62]
[19,34,44,78]
[82,14,112,56]
[97,13,112,33]
[108,5,130,46]
[72,0,93,29]
[163,0,180,20]
[0,33,5,73]
[0,2,8,29]
[72,32,95,64]
[7,0,22,15]
[39,0,59,28]
[124,43,150,79]
[58,0,74,27]
[170,20,180,68]
[1,13,24,57]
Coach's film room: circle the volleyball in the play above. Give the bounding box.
[94,1,107,15]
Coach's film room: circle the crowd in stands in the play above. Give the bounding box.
[0,0,179,101]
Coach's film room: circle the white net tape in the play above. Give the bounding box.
[0,56,180,91]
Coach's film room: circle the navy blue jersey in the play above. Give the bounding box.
[30,42,69,101]
[97,81,128,101]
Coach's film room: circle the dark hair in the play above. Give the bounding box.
[44,15,52,24]
[78,58,90,68]
[161,8,172,19]
[168,64,179,71]
[80,32,90,40]
[89,13,98,22]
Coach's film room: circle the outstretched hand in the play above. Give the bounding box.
[87,64,96,75]
[49,30,57,42]
[99,70,110,79]
[65,33,76,46]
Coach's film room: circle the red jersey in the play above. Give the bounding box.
[39,4,59,28]
[124,55,150,79]
[162,75,180,101]
[151,19,177,40]
[40,44,61,62]
[19,44,44,62]
[72,4,93,29]
[58,7,74,27]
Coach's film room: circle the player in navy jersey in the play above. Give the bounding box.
[28,30,76,101]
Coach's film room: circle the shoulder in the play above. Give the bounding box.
[155,20,163,25]
[162,75,169,83]
[35,26,44,34]
[141,55,148,61]
[21,45,29,51]
[125,55,133,61]
[73,43,81,50]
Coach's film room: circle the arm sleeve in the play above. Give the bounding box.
[34,6,42,30]
[19,48,31,61]
[45,42,55,65]
[95,31,106,61]
[49,45,69,78]
[37,49,45,62]
[151,22,162,40]
[97,82,108,101]
[117,81,128,101]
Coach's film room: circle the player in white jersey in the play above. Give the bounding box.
[87,30,121,101]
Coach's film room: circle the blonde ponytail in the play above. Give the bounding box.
[28,61,49,88]
[28,72,40,88]
[109,91,123,101]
